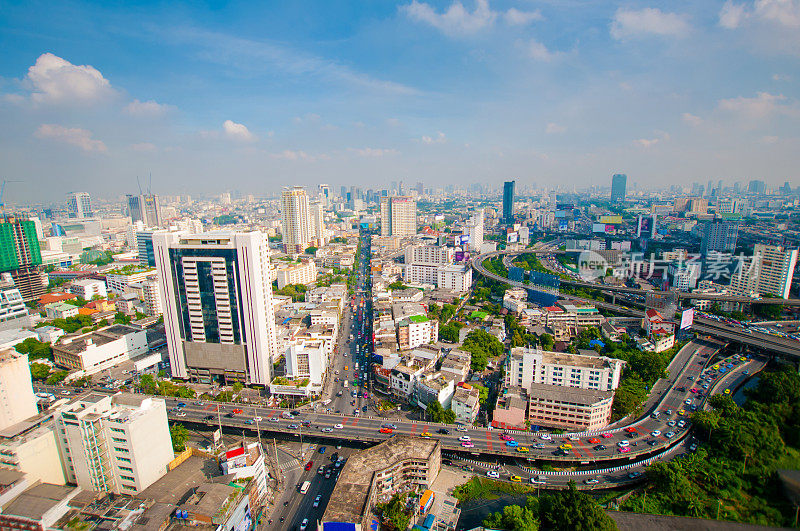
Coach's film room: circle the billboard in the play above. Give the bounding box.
[680,308,694,329]
[599,215,623,224]
[459,234,470,246]
[507,231,519,243]
[637,215,653,238]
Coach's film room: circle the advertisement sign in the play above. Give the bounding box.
[459,234,470,246]
[637,215,653,237]
[213,429,221,443]
[605,224,616,234]
[680,308,694,329]
[507,232,519,243]
[599,215,623,224]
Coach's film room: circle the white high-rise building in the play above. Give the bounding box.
[0,350,39,431]
[281,187,316,253]
[153,231,278,385]
[53,393,173,495]
[380,196,417,237]
[505,348,624,392]
[309,200,326,246]
[731,244,798,299]
[67,192,92,218]
[141,280,162,316]
[464,208,484,252]
[0,273,28,323]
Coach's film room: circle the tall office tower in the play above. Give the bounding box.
[67,192,92,218]
[0,217,46,301]
[136,229,158,267]
[340,186,347,199]
[748,180,766,194]
[701,221,739,255]
[309,201,326,246]
[380,196,417,237]
[0,350,38,431]
[706,180,713,197]
[318,184,331,206]
[415,181,424,196]
[610,174,627,203]
[127,194,162,226]
[464,208,484,252]
[502,180,515,223]
[733,182,741,193]
[53,393,173,494]
[281,187,316,253]
[731,244,798,299]
[153,231,277,384]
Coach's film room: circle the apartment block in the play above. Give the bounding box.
[380,196,417,237]
[527,383,614,431]
[140,279,162,316]
[69,278,107,300]
[52,325,148,375]
[284,339,328,387]
[275,260,317,289]
[504,347,624,392]
[451,384,480,424]
[0,274,27,323]
[53,393,173,495]
[220,442,268,500]
[397,315,438,351]
[730,244,798,299]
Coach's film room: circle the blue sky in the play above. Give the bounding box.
[0,0,798,202]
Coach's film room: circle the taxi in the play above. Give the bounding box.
[516,446,529,453]
[420,432,432,438]
[509,476,522,482]
[724,388,731,395]
[559,443,572,450]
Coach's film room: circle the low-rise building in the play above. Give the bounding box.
[503,288,527,314]
[440,349,471,383]
[0,481,80,530]
[451,384,480,424]
[220,442,268,501]
[414,372,455,409]
[493,386,528,429]
[51,325,148,375]
[527,383,614,431]
[69,278,107,300]
[275,260,317,289]
[397,315,438,350]
[0,274,28,324]
[45,302,79,320]
[321,436,441,530]
[436,264,472,293]
[104,267,157,295]
[505,347,624,392]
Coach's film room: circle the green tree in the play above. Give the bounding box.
[472,383,489,405]
[484,503,539,531]
[170,423,189,453]
[539,333,554,351]
[376,492,411,531]
[539,481,617,531]
[232,382,244,394]
[46,370,68,385]
[114,312,132,324]
[462,329,504,372]
[305,246,318,255]
[139,374,158,394]
[30,362,51,380]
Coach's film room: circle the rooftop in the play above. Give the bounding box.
[136,455,220,506]
[323,436,439,525]
[3,482,77,521]
[53,324,141,354]
[528,382,614,405]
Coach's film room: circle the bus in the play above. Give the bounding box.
[300,481,311,494]
[355,362,359,371]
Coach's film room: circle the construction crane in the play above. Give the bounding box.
[0,180,22,219]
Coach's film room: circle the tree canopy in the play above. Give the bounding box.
[461,329,504,372]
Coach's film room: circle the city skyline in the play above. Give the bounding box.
[0,1,798,202]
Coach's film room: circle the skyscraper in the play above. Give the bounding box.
[416,181,424,196]
[464,208,484,252]
[731,244,798,299]
[610,174,627,202]
[748,180,766,194]
[153,231,278,384]
[318,184,331,206]
[502,180,515,223]
[127,194,162,226]
[67,192,92,218]
[0,217,46,301]
[281,187,316,253]
[380,196,417,237]
[309,200,326,246]
[700,221,739,255]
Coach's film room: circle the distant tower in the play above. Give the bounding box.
[67,192,92,218]
[503,181,515,223]
[610,174,627,203]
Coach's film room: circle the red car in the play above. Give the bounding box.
[601,432,613,438]
[588,438,601,444]
[232,409,243,414]
[380,427,393,434]
[624,427,637,434]
[305,461,313,471]
[499,434,514,441]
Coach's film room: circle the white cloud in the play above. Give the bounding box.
[504,7,542,26]
[421,132,447,144]
[634,131,669,148]
[719,1,749,28]
[35,124,107,152]
[610,8,690,40]
[528,40,559,61]
[24,53,114,104]
[347,147,400,157]
[761,135,780,143]
[403,0,497,36]
[125,99,172,117]
[223,120,256,142]
[718,91,795,118]
[682,112,703,126]
[545,123,566,134]
[130,142,157,152]
[386,118,401,127]
[270,150,311,160]
[773,73,791,81]
[755,0,800,28]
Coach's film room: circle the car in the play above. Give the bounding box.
[618,447,631,453]
[420,432,432,438]
[689,442,698,451]
[588,438,601,444]
[204,414,214,421]
[244,419,253,424]
[456,425,468,432]
[382,423,397,430]
[270,417,280,423]
[334,424,343,429]
[703,383,710,389]
[677,420,686,428]
[624,427,637,434]
[530,475,547,484]
[539,433,552,440]
[305,461,313,471]
[532,443,546,449]
[499,434,514,441]
[506,440,518,448]
[568,435,580,441]
[313,494,322,508]
[594,444,607,451]
[665,409,673,415]
[665,431,676,439]
[252,416,262,422]
[437,428,450,435]
[678,409,686,416]
[176,402,186,408]
[584,478,600,484]
[667,420,676,427]
[225,412,235,418]
[322,427,333,433]
[509,475,522,482]
[617,440,630,448]
[724,388,731,395]
[232,409,242,414]
[380,427,393,434]
[690,388,698,394]
[461,441,474,448]
[650,430,661,437]
[627,471,642,479]
[300,519,309,530]
[601,432,613,438]
[487,470,500,478]
[647,439,658,446]
[517,446,529,453]
[459,435,471,442]
[684,399,692,405]
[319,446,326,454]
[288,424,298,429]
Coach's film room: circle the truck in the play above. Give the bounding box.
[300,481,311,494]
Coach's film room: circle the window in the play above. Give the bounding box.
[117,457,131,463]
[119,466,133,472]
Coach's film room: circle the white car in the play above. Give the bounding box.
[568,435,580,441]
[486,470,500,478]
[334,424,343,429]
[253,416,262,422]
[313,495,321,508]
[617,440,630,448]
[300,519,309,530]
[650,430,661,437]
[684,399,692,405]
[459,435,471,442]
[539,433,552,440]
[456,426,468,432]
[270,417,280,422]
[322,427,333,433]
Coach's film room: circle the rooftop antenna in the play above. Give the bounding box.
[136,176,143,195]
[148,172,152,195]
